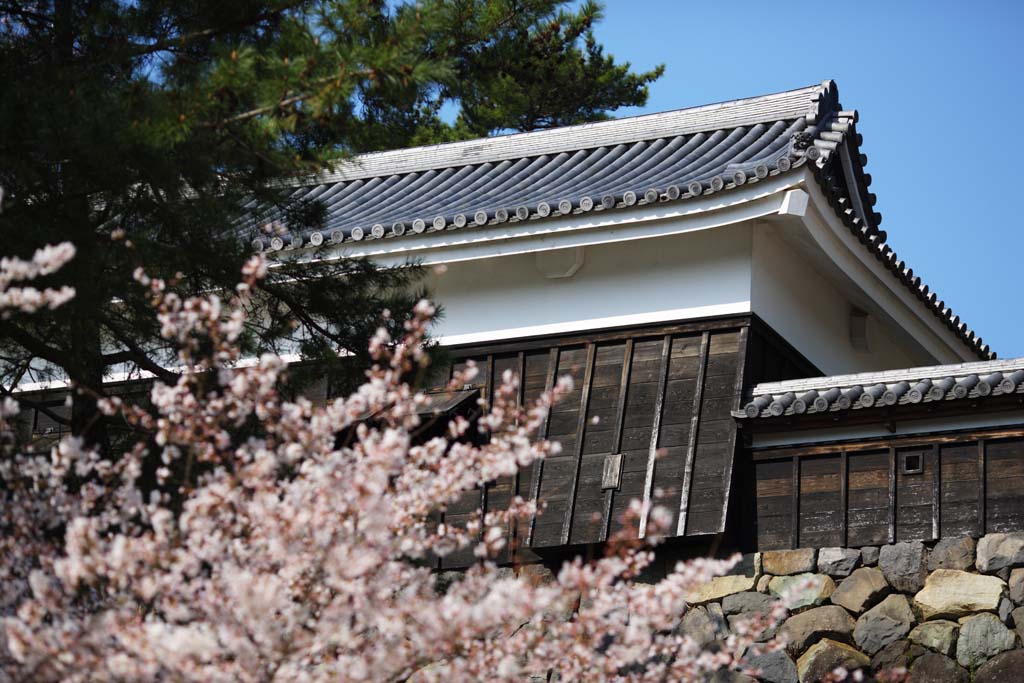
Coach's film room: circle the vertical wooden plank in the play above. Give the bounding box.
[509,351,526,558]
[433,360,459,570]
[515,352,526,413]
[978,439,987,536]
[638,334,672,539]
[560,343,597,545]
[715,325,749,535]
[888,446,897,544]
[478,355,495,544]
[526,347,559,547]
[601,339,634,542]
[676,330,710,536]
[791,456,800,549]
[932,444,941,540]
[840,449,848,547]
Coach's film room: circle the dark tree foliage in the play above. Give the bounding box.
[0,0,663,446]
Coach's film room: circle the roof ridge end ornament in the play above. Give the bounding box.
[806,79,839,125]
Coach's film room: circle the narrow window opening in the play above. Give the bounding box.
[901,452,923,475]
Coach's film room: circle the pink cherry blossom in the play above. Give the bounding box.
[1,254,791,683]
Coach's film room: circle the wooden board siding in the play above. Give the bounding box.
[754,459,794,550]
[846,450,890,548]
[896,446,935,542]
[531,345,589,547]
[986,437,1024,533]
[798,453,843,548]
[568,341,627,545]
[752,427,1024,551]
[609,337,666,537]
[429,317,754,565]
[686,331,743,535]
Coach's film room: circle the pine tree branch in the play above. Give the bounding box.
[255,279,346,349]
[101,325,180,385]
[121,2,306,58]
[0,322,86,385]
[206,73,369,129]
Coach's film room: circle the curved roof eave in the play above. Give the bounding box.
[254,80,992,361]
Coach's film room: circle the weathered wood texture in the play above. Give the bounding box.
[430,318,754,566]
[753,430,1024,551]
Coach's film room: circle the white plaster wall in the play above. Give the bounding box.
[426,222,755,346]
[419,210,942,376]
[751,221,932,375]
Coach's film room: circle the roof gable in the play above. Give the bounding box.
[255,80,992,361]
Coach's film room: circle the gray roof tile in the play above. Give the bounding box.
[254,80,991,360]
[736,357,1024,419]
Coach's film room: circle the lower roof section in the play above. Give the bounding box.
[738,357,1024,421]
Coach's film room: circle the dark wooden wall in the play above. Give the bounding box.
[753,427,1024,551]
[434,317,761,567]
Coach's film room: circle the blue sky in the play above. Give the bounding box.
[587,0,1024,358]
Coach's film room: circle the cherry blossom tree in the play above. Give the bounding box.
[1,248,791,683]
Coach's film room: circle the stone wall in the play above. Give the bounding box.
[686,533,1024,682]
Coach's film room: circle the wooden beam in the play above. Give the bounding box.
[840,449,848,547]
[638,334,672,539]
[526,347,559,547]
[888,446,897,544]
[601,339,634,541]
[677,330,710,536]
[716,325,749,534]
[560,343,596,545]
[750,423,1024,461]
[932,443,941,540]
[978,438,987,536]
[791,455,800,549]
[449,315,751,357]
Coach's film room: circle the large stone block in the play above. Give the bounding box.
[721,591,777,616]
[710,670,756,683]
[860,546,880,566]
[680,604,728,647]
[778,605,855,656]
[795,639,869,683]
[871,638,924,674]
[928,537,976,572]
[727,612,782,643]
[977,532,1024,574]
[879,541,929,593]
[763,549,817,576]
[853,594,916,655]
[907,652,969,683]
[913,569,1005,620]
[768,573,835,611]
[830,567,890,614]
[1009,567,1024,605]
[745,649,798,683]
[1012,605,1024,642]
[908,619,958,656]
[955,612,1016,668]
[689,574,757,604]
[974,649,1024,683]
[817,547,861,578]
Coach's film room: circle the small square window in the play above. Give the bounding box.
[901,452,923,475]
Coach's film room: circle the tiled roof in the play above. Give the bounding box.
[735,358,1024,420]
[257,85,816,248]
[254,80,991,360]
